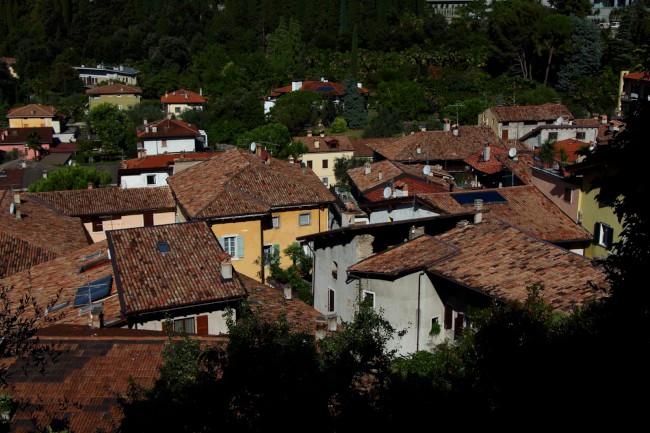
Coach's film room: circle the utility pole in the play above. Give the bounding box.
[449,102,465,126]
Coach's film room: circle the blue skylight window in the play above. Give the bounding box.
[156,242,171,253]
[451,191,507,205]
[73,275,113,307]
[316,86,334,92]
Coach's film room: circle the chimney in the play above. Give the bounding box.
[14,208,22,219]
[314,139,320,149]
[409,225,424,240]
[356,234,375,262]
[200,88,203,96]
[13,192,20,205]
[474,199,483,224]
[378,171,382,181]
[315,317,327,339]
[364,162,371,175]
[416,144,422,154]
[90,306,104,329]
[42,170,48,178]
[483,142,490,162]
[307,130,312,137]
[319,130,325,138]
[220,253,233,280]
[284,286,292,300]
[288,155,294,164]
[87,182,93,189]
[601,114,608,124]
[143,118,148,125]
[443,118,451,132]
[152,126,157,133]
[452,125,459,136]
[357,82,362,89]
[327,314,338,332]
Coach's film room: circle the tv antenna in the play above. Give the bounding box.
[449,102,464,126]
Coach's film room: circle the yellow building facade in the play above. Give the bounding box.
[89,93,141,111]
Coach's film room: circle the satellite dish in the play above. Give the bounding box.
[508,148,517,158]
[250,142,257,152]
[555,116,564,125]
[383,187,392,199]
[423,165,431,176]
[9,203,14,214]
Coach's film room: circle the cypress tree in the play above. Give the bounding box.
[342,76,367,130]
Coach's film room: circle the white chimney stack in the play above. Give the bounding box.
[284,286,292,300]
[364,163,371,175]
[221,254,233,280]
[474,199,483,224]
[483,142,490,162]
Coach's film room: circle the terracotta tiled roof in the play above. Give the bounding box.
[0,326,163,433]
[240,274,329,336]
[349,160,450,195]
[494,151,535,185]
[161,88,206,104]
[623,71,650,81]
[348,234,459,276]
[167,148,335,220]
[551,139,590,163]
[85,83,142,95]
[0,241,124,327]
[293,133,355,153]
[573,118,600,127]
[28,186,176,217]
[428,217,606,313]
[0,127,53,145]
[107,222,247,315]
[121,151,216,169]
[271,81,371,97]
[6,104,57,118]
[463,145,509,174]
[136,117,201,139]
[0,189,90,278]
[0,167,23,190]
[351,140,375,158]
[368,126,505,162]
[416,185,592,243]
[487,103,574,122]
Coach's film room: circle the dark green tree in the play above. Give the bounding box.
[556,17,602,92]
[25,131,43,161]
[341,76,367,129]
[333,156,369,189]
[88,103,135,156]
[548,0,593,18]
[363,107,402,138]
[269,90,322,133]
[28,165,113,192]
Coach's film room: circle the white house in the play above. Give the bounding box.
[136,118,205,156]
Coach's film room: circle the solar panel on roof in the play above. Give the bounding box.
[451,190,506,205]
[73,275,112,307]
[316,86,334,92]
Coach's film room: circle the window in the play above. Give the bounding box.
[328,288,335,313]
[156,242,170,253]
[307,160,313,169]
[146,174,156,185]
[362,290,375,308]
[173,317,195,334]
[144,212,154,227]
[263,244,279,267]
[501,129,508,140]
[272,216,280,229]
[576,131,586,140]
[548,132,558,141]
[444,304,453,329]
[299,212,311,226]
[322,177,328,186]
[91,218,103,232]
[322,159,328,169]
[223,236,237,257]
[563,188,572,204]
[595,223,614,250]
[162,140,168,148]
[175,107,181,113]
[219,235,244,258]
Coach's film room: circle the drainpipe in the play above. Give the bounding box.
[416,271,424,352]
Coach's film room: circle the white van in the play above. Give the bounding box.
[610,21,620,29]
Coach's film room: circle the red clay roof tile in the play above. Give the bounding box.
[6,104,57,118]
[28,186,176,217]
[107,222,247,315]
[160,88,206,104]
[487,103,574,122]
